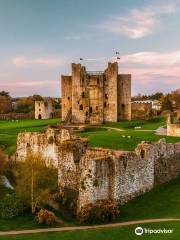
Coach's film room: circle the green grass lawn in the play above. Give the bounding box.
[80,128,180,151]
[103,117,167,130]
[0,221,179,240]
[79,117,180,151]
[0,119,60,155]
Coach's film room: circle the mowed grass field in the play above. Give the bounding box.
[0,221,180,240]
[80,117,180,151]
[0,117,179,154]
[0,119,60,155]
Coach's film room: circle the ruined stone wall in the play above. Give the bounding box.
[61,76,72,121]
[167,113,180,137]
[35,100,54,120]
[78,147,154,209]
[117,74,131,121]
[167,124,180,137]
[78,140,180,209]
[16,127,180,213]
[154,142,180,185]
[131,102,152,120]
[16,128,62,167]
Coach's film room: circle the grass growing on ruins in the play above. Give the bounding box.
[0,221,180,240]
[0,119,60,155]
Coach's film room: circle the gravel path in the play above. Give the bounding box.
[0,218,179,236]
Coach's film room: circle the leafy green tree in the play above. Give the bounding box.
[14,153,58,213]
[0,96,12,113]
[161,94,173,111]
[0,150,6,197]
[15,95,43,113]
[0,91,10,98]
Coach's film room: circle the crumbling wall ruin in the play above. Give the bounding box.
[167,113,180,137]
[16,128,180,213]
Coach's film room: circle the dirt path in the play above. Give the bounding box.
[102,127,124,131]
[0,218,179,236]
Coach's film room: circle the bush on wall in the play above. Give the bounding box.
[35,209,57,225]
[78,199,119,223]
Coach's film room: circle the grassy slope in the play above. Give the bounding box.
[103,117,167,130]
[0,222,179,240]
[80,117,180,151]
[0,119,60,155]
[119,176,180,222]
[1,176,180,231]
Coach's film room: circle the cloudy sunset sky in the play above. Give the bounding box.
[0,0,179,97]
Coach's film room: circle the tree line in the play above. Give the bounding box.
[132,89,180,111]
[0,91,61,114]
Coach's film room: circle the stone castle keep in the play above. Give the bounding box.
[16,127,180,212]
[61,62,131,124]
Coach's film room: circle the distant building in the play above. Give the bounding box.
[35,100,54,119]
[61,62,131,125]
[131,100,161,120]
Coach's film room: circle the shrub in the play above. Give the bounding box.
[35,209,57,225]
[78,199,119,224]
[0,194,24,219]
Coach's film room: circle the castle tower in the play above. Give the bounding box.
[118,74,131,120]
[61,62,131,124]
[35,100,54,119]
[103,62,118,122]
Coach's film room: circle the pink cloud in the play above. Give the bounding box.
[99,3,176,39]
[12,56,65,67]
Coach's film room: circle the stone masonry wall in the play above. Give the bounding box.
[16,128,180,213]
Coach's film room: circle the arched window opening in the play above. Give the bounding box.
[140,149,145,159]
[89,106,93,113]
[82,92,85,98]
[79,104,83,110]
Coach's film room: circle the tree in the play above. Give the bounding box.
[15,95,43,113]
[0,91,10,98]
[0,96,12,113]
[161,94,173,111]
[14,153,58,213]
[170,89,180,109]
[0,150,6,197]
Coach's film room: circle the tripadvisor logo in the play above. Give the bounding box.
[135,226,174,236]
[135,227,143,235]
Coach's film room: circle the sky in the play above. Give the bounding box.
[0,0,179,97]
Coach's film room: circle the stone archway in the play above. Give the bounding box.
[38,114,42,119]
